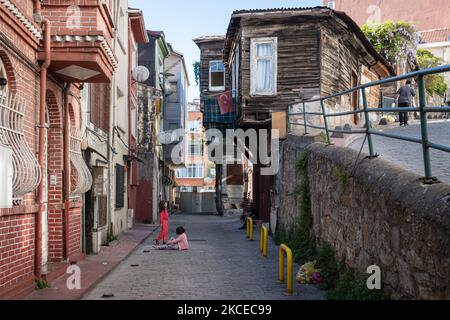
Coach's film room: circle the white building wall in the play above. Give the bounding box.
[109,0,130,237]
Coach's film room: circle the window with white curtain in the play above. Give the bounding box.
[250,37,277,96]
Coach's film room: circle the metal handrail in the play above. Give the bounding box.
[288,64,450,180]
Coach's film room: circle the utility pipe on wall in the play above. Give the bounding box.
[63,85,71,261]
[36,18,51,278]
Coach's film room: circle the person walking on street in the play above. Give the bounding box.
[397,79,416,126]
[155,201,169,245]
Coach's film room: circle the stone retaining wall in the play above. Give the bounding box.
[276,136,450,299]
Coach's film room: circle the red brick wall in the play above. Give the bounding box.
[0,214,35,292]
[41,1,114,42]
[0,0,86,296]
[69,206,82,259]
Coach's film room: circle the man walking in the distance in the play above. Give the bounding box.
[397,80,416,126]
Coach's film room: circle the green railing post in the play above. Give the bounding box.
[303,102,308,135]
[361,88,376,157]
[418,76,433,179]
[320,100,331,145]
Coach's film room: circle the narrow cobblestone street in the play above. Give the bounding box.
[349,121,450,184]
[83,214,326,300]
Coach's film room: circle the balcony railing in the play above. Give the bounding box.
[70,127,92,195]
[288,65,450,182]
[0,92,41,199]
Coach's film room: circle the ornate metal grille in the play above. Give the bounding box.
[69,127,92,195]
[0,92,41,198]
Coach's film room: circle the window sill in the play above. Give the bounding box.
[209,87,225,92]
[250,92,277,97]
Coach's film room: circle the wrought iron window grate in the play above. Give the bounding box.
[0,92,41,198]
[69,127,92,195]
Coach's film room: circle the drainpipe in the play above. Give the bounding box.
[36,18,51,278]
[63,85,71,261]
[33,1,43,23]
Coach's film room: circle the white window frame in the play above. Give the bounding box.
[327,1,336,10]
[188,141,202,156]
[209,60,225,92]
[176,164,204,179]
[250,37,278,96]
[231,44,240,98]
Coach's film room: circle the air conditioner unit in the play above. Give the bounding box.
[0,145,13,208]
[127,209,134,229]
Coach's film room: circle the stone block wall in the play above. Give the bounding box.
[276,136,450,299]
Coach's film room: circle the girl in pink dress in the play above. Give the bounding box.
[155,201,169,245]
[167,226,189,251]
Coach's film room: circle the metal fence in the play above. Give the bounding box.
[288,65,450,181]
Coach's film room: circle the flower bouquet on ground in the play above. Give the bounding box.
[296,261,322,285]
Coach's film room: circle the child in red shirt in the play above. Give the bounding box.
[155,201,169,245]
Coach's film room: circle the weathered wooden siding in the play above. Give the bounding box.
[239,18,322,121]
[320,20,384,128]
[320,21,361,128]
[320,23,360,98]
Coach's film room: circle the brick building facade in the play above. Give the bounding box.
[324,0,450,31]
[0,0,116,298]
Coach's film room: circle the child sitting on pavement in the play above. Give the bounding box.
[153,226,189,251]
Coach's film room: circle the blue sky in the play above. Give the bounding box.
[129,0,323,100]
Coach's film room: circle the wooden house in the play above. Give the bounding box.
[193,36,244,214]
[219,7,395,223]
[223,7,395,131]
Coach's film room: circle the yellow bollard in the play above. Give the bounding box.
[279,244,293,295]
[246,217,254,241]
[260,226,268,257]
[246,218,250,238]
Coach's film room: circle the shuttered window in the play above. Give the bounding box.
[89,83,110,132]
[115,164,125,209]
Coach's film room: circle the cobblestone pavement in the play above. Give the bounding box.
[83,214,326,300]
[348,121,450,184]
[25,224,158,300]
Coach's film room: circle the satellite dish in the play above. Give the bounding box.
[132,66,150,83]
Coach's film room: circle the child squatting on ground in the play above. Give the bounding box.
[153,226,189,251]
